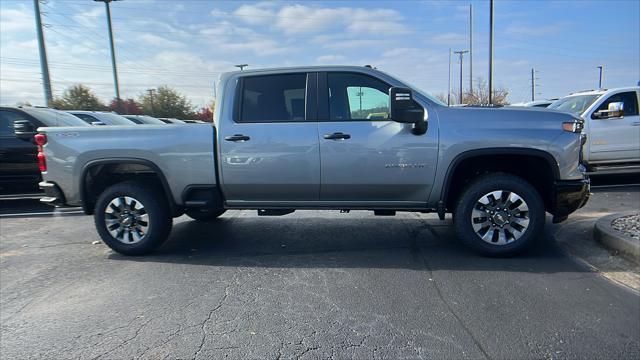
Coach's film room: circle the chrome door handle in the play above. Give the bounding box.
[323,132,351,140]
[632,122,640,126]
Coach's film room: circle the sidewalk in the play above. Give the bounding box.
[553,186,640,291]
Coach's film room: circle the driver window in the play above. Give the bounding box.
[593,91,639,118]
[328,73,390,121]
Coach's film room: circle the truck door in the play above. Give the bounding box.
[588,90,640,163]
[0,109,41,195]
[317,72,438,205]
[219,72,320,204]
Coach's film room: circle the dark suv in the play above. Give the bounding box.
[0,106,89,196]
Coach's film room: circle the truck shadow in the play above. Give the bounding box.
[106,215,587,274]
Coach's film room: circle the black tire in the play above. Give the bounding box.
[185,209,226,222]
[453,173,545,257]
[94,181,172,255]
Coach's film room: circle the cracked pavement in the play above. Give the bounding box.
[1,189,639,359]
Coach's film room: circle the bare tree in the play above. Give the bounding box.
[455,77,509,105]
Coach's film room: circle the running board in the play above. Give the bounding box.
[587,164,640,175]
[258,209,295,216]
[0,193,43,201]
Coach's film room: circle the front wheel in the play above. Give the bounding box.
[453,173,545,257]
[94,181,172,255]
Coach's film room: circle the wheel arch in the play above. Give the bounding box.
[440,148,560,214]
[80,158,177,216]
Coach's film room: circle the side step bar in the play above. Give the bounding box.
[587,164,640,175]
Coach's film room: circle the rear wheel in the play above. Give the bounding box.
[94,181,172,255]
[453,173,545,257]
[185,209,226,222]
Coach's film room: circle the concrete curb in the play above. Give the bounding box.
[594,211,640,263]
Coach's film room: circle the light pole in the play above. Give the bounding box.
[454,50,469,104]
[488,0,494,105]
[469,3,473,96]
[33,0,52,106]
[597,65,604,89]
[235,64,249,71]
[94,0,120,102]
[447,48,452,106]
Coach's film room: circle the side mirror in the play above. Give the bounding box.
[13,120,36,139]
[389,87,427,135]
[593,101,624,119]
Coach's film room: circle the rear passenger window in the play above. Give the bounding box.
[239,74,307,122]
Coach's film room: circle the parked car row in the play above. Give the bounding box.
[0,106,210,196]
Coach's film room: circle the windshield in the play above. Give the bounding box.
[21,108,90,127]
[93,113,136,125]
[138,115,165,124]
[548,94,600,116]
[374,69,447,106]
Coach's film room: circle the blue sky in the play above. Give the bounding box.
[1,0,638,107]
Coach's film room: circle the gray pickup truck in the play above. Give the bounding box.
[38,66,589,256]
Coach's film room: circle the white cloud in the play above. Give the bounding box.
[73,7,103,29]
[323,39,393,50]
[427,32,468,45]
[0,7,33,33]
[505,22,567,37]
[137,33,184,49]
[233,3,410,36]
[316,54,346,63]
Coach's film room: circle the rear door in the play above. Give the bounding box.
[219,72,320,204]
[0,109,41,194]
[588,90,640,163]
[317,72,438,205]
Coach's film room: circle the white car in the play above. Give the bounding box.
[548,87,640,174]
[67,111,137,126]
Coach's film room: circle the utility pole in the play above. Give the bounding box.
[94,0,120,102]
[469,3,473,96]
[147,89,156,116]
[531,68,535,101]
[235,64,249,71]
[488,0,494,105]
[597,65,604,89]
[33,0,52,106]
[447,48,452,106]
[454,50,469,104]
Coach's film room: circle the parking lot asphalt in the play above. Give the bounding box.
[1,186,639,359]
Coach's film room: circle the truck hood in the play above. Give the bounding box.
[436,105,581,129]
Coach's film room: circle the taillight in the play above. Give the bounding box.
[35,133,47,172]
[35,133,47,146]
[37,152,47,172]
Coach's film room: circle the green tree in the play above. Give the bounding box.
[139,86,194,118]
[50,84,106,110]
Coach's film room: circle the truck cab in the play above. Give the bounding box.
[548,87,640,174]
